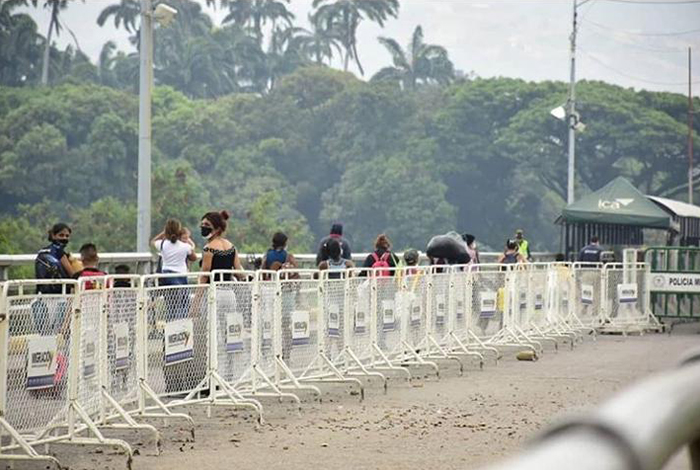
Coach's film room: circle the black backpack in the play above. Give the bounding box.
[35,246,66,294]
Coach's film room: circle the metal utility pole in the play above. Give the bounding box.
[689,47,694,205]
[137,0,153,253]
[567,0,587,205]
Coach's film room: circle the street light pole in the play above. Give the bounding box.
[567,0,584,205]
[137,0,153,253]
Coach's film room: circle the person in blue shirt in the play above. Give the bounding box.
[579,236,603,263]
[262,232,298,271]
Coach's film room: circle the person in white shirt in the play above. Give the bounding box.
[151,219,197,287]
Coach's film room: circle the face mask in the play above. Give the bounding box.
[200,226,213,238]
[56,239,69,247]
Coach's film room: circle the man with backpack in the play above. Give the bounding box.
[316,223,352,266]
[361,234,399,277]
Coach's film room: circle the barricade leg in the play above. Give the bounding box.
[0,415,62,469]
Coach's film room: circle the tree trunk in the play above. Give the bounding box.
[352,40,364,76]
[41,15,55,86]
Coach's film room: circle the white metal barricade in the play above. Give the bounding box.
[441,267,485,368]
[214,270,301,405]
[572,263,605,332]
[0,279,131,467]
[469,264,540,354]
[319,270,388,388]
[393,267,439,374]
[277,270,363,396]
[600,263,662,334]
[74,277,161,454]
[142,272,261,419]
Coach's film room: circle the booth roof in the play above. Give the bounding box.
[561,177,670,229]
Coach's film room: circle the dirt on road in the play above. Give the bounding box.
[122,326,699,470]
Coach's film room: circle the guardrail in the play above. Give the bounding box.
[0,251,560,280]
[483,347,700,470]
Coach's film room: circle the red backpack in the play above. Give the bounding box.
[371,252,391,277]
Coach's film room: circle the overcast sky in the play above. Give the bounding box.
[22,0,700,95]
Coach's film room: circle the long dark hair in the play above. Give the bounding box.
[202,210,230,235]
[48,223,71,242]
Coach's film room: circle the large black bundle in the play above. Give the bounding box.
[426,232,469,264]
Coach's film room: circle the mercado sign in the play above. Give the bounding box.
[650,273,700,293]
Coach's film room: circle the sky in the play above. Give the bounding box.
[22,0,700,95]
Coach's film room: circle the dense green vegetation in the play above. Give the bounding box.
[0,0,698,256]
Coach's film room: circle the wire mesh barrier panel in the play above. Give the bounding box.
[374,272,403,361]
[573,264,604,328]
[213,273,254,387]
[430,270,451,345]
[526,265,549,332]
[451,269,469,340]
[469,266,508,341]
[2,281,75,440]
[75,280,104,424]
[602,264,658,333]
[401,268,430,352]
[104,277,140,410]
[143,273,209,399]
[345,273,374,366]
[322,275,346,367]
[279,272,321,379]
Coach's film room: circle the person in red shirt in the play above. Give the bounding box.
[75,243,107,289]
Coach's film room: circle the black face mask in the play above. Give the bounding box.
[56,239,69,247]
[200,226,213,238]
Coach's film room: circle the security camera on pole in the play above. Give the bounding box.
[551,0,589,206]
[137,0,177,253]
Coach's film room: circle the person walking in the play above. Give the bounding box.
[318,238,354,279]
[463,234,480,265]
[316,223,352,266]
[578,236,603,263]
[514,229,531,261]
[498,240,526,265]
[361,234,399,277]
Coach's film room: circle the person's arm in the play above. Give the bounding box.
[199,248,213,284]
[343,240,352,260]
[151,231,165,248]
[60,254,76,277]
[497,253,505,264]
[233,250,246,281]
[187,245,197,262]
[318,260,329,271]
[315,240,326,266]
[285,253,298,269]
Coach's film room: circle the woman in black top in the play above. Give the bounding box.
[199,210,242,283]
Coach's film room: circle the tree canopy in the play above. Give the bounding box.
[0,0,698,261]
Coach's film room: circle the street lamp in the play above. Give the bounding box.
[550,0,590,206]
[137,0,177,253]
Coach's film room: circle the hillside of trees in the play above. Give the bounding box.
[0,0,698,256]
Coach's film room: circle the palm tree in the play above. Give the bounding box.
[298,14,341,65]
[372,25,454,89]
[221,0,294,45]
[311,0,398,75]
[97,0,139,33]
[265,25,308,91]
[0,0,42,85]
[31,0,82,86]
